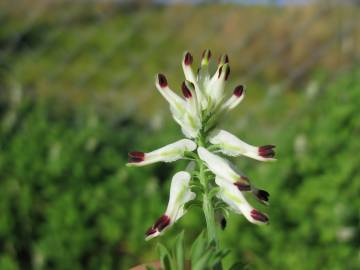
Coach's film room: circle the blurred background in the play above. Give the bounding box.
[0,0,359,269]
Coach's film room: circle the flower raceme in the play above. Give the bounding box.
[127,50,276,240]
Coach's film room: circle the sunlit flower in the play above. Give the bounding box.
[198,147,270,205]
[128,50,276,239]
[127,139,196,166]
[209,129,276,161]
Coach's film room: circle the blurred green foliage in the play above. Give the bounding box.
[0,2,359,270]
[1,71,359,269]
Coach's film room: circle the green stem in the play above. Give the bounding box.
[198,158,218,246]
[196,133,223,270]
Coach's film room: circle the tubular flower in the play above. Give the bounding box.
[209,129,276,161]
[215,176,269,225]
[145,171,195,240]
[127,139,196,167]
[128,50,276,240]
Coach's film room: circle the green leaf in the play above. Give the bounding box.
[174,231,185,270]
[157,243,173,270]
[190,231,207,265]
[192,248,213,270]
[184,200,202,211]
[228,261,249,270]
[208,187,221,199]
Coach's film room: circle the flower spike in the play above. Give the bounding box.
[127,139,196,167]
[130,50,275,244]
[209,129,276,161]
[145,171,196,240]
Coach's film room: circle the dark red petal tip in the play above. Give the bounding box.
[181,82,192,99]
[234,181,251,191]
[158,74,168,88]
[218,54,229,65]
[218,65,223,78]
[202,49,212,61]
[154,215,171,231]
[224,65,230,81]
[184,52,193,66]
[250,209,269,223]
[233,85,244,97]
[128,151,145,163]
[128,151,145,158]
[220,217,227,230]
[258,145,276,158]
[145,227,157,236]
[240,175,250,182]
[256,189,270,202]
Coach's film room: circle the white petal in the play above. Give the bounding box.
[127,139,196,167]
[206,63,230,109]
[221,85,245,111]
[209,129,276,161]
[155,74,186,115]
[155,74,200,138]
[170,106,200,139]
[165,171,196,221]
[197,147,248,185]
[145,171,196,240]
[181,52,206,110]
[182,81,200,119]
[215,176,268,225]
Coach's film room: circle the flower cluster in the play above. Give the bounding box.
[127,50,276,240]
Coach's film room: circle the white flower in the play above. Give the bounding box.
[155,74,201,138]
[215,176,269,225]
[145,171,196,240]
[127,139,196,167]
[209,129,276,161]
[220,85,246,112]
[197,146,250,189]
[204,55,230,110]
[198,146,270,205]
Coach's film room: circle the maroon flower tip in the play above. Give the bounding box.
[240,175,250,181]
[234,181,251,191]
[181,82,192,99]
[218,54,229,64]
[202,49,212,61]
[225,65,230,81]
[250,209,269,223]
[256,189,270,202]
[154,215,171,231]
[218,65,223,79]
[184,52,193,66]
[145,227,157,236]
[258,145,276,158]
[158,74,168,88]
[220,217,227,230]
[233,85,244,97]
[128,151,145,163]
